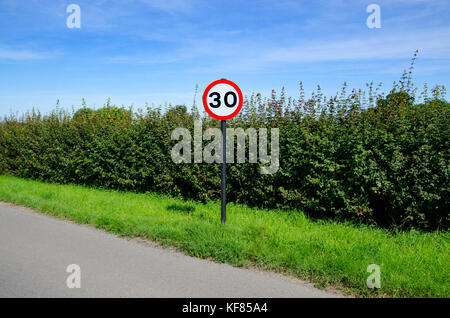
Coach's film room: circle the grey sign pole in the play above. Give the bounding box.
[221,119,226,224]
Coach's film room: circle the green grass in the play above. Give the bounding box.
[0,175,448,297]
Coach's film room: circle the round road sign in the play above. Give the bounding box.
[202,79,243,120]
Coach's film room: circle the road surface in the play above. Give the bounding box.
[0,203,342,298]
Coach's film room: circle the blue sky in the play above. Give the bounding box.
[1,0,449,115]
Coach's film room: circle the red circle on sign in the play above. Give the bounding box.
[202,79,243,120]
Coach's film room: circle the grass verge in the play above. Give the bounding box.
[0,175,448,297]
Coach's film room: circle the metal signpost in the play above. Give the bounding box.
[202,79,243,223]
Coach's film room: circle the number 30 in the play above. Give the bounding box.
[209,91,237,108]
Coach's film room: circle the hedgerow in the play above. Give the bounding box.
[0,75,448,231]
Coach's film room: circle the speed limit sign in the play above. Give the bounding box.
[202,79,243,120]
[202,79,243,224]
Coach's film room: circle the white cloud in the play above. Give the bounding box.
[136,0,196,14]
[256,27,450,63]
[105,25,450,73]
[0,46,54,60]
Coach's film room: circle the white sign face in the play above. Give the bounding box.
[202,79,243,120]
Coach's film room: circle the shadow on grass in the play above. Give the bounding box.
[166,203,195,214]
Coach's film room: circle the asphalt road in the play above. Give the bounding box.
[0,203,341,298]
